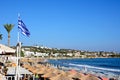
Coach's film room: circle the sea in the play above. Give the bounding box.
[48,58,120,79]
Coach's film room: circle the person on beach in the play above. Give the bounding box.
[84,66,87,72]
[35,74,39,80]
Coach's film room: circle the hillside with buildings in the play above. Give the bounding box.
[12,45,120,58]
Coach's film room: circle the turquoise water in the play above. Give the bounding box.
[48,58,120,78]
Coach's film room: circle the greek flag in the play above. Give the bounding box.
[18,18,30,37]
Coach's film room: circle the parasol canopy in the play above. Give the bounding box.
[0,44,15,54]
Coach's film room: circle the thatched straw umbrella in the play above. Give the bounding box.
[41,72,58,80]
[35,64,43,68]
[68,69,77,74]
[28,59,35,63]
[27,66,36,72]
[42,72,57,78]
[67,72,83,79]
[41,67,63,79]
[34,67,51,80]
[81,74,100,80]
[22,64,31,69]
[20,58,28,62]
[31,69,40,74]
[37,68,48,75]
[50,73,73,80]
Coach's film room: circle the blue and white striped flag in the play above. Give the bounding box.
[18,17,30,37]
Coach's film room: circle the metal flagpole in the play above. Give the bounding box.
[15,33,19,80]
[16,13,20,80]
[17,13,30,80]
[18,42,21,80]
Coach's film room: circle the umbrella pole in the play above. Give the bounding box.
[44,77,46,80]
[33,74,35,80]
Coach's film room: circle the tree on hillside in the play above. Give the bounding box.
[3,24,14,46]
[0,33,2,40]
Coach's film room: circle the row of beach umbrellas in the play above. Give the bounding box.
[22,63,101,80]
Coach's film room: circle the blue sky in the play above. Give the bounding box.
[0,0,120,52]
